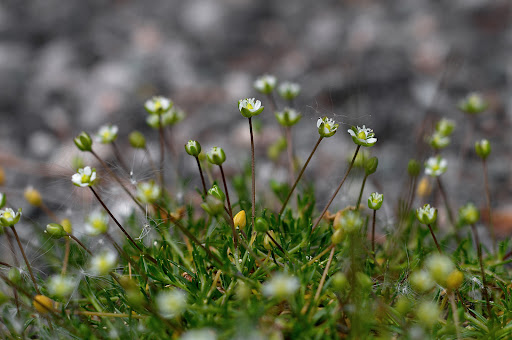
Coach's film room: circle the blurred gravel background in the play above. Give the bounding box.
[0,0,511,238]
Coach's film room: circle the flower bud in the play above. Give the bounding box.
[208,184,225,202]
[416,301,439,328]
[254,217,269,233]
[238,98,264,118]
[48,275,76,298]
[356,272,373,290]
[407,159,421,177]
[458,92,487,114]
[278,81,301,100]
[263,230,277,250]
[24,186,42,207]
[475,139,491,160]
[458,202,479,225]
[200,195,224,216]
[0,207,22,227]
[416,204,437,225]
[46,223,67,239]
[426,254,455,287]
[73,132,93,152]
[331,229,345,245]
[61,218,72,234]
[0,193,5,209]
[364,156,378,176]
[8,267,21,284]
[33,295,55,314]
[368,192,384,210]
[254,75,277,94]
[446,270,464,291]
[417,176,432,197]
[129,131,146,149]
[331,272,348,291]
[233,210,246,229]
[185,140,201,157]
[435,118,455,136]
[207,147,226,165]
[275,108,301,127]
[409,270,434,293]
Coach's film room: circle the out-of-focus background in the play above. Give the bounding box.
[0,1,511,235]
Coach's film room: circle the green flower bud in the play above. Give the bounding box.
[254,217,269,233]
[409,270,434,293]
[426,253,455,287]
[73,132,93,152]
[416,204,437,225]
[331,272,348,291]
[416,301,440,328]
[459,202,479,225]
[395,296,413,316]
[407,159,421,177]
[185,140,201,157]
[278,81,301,101]
[46,223,67,239]
[254,75,277,94]
[364,156,378,176]
[200,195,225,216]
[356,272,373,290]
[368,192,384,210]
[208,184,225,202]
[275,108,301,127]
[207,147,226,165]
[475,139,491,160]
[435,118,455,136]
[458,92,487,114]
[129,131,146,149]
[8,267,21,284]
[331,229,345,245]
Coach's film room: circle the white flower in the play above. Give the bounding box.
[424,156,447,177]
[0,207,22,227]
[89,250,117,276]
[262,273,300,299]
[71,166,97,187]
[95,125,118,144]
[416,204,437,224]
[48,275,76,298]
[238,98,264,118]
[136,181,161,204]
[157,289,187,318]
[254,74,277,94]
[347,125,377,147]
[144,96,173,115]
[84,210,109,236]
[278,81,301,100]
[317,117,339,137]
[409,270,435,293]
[428,132,450,150]
[426,254,455,286]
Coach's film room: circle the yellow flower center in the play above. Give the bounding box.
[4,212,12,219]
[81,174,90,183]
[246,102,254,110]
[357,131,366,139]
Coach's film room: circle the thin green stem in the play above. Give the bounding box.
[285,126,294,187]
[10,226,40,294]
[219,164,238,249]
[280,136,323,215]
[158,115,165,189]
[427,224,442,253]
[471,224,492,316]
[195,156,208,197]
[68,234,93,255]
[355,174,368,211]
[249,117,256,229]
[449,291,462,340]
[482,160,496,253]
[312,145,361,231]
[371,209,377,255]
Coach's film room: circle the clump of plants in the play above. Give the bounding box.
[0,78,508,339]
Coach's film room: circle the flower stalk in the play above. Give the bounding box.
[10,226,40,294]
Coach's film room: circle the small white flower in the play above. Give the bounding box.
[144,96,173,115]
[0,207,22,227]
[317,117,339,137]
[89,250,117,276]
[347,125,377,147]
[71,166,97,187]
[180,329,217,340]
[84,210,109,236]
[428,132,450,150]
[424,156,447,177]
[48,275,76,298]
[238,98,264,118]
[262,273,300,299]
[157,289,187,318]
[136,181,161,204]
[416,204,437,225]
[426,253,455,286]
[95,125,118,144]
[254,74,277,94]
[278,81,301,100]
